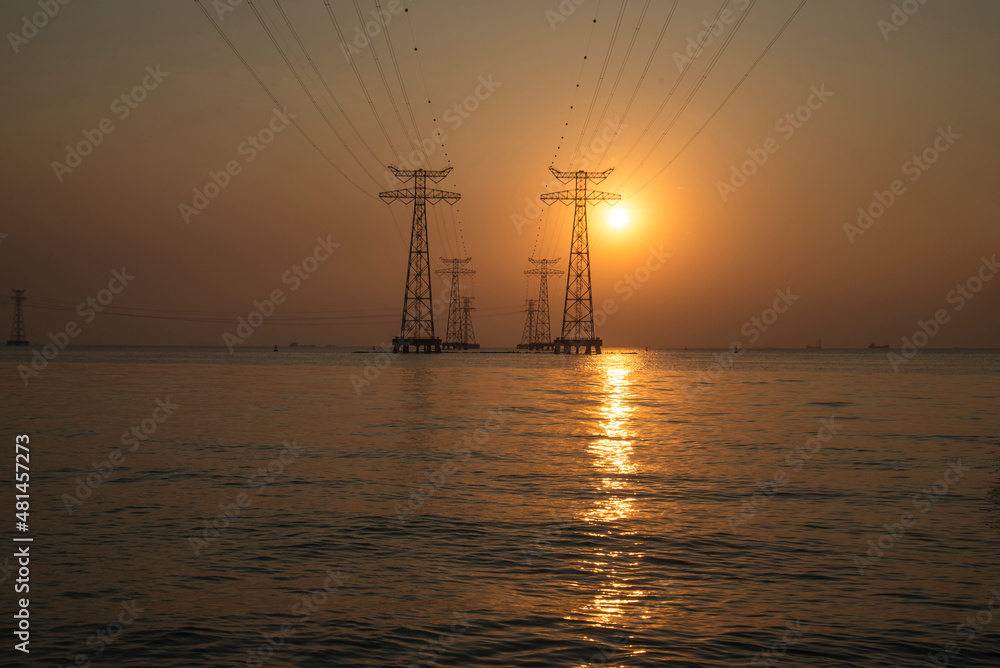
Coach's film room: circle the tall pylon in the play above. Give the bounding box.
[7,289,28,346]
[540,167,620,354]
[457,297,479,349]
[436,257,476,350]
[380,166,461,353]
[517,299,537,349]
[521,258,563,350]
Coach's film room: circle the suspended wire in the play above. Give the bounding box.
[581,0,651,164]
[373,0,423,142]
[620,0,760,189]
[245,0,383,188]
[612,0,730,171]
[322,0,402,158]
[569,0,630,164]
[193,0,376,200]
[552,0,603,165]
[271,0,384,165]
[402,2,436,125]
[594,0,679,166]
[626,0,810,199]
[351,0,413,145]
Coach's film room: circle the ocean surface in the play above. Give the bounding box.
[1,347,999,667]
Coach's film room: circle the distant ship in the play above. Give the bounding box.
[288,342,316,348]
[806,339,822,349]
[868,343,889,349]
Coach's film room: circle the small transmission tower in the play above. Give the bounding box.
[457,297,479,349]
[7,289,28,346]
[380,166,461,353]
[519,258,563,350]
[517,299,537,349]
[436,257,476,350]
[540,167,620,354]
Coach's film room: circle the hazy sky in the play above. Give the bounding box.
[1,0,998,348]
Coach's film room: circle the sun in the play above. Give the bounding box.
[609,207,629,229]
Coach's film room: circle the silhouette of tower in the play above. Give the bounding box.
[517,299,537,349]
[436,257,475,350]
[7,289,28,346]
[457,297,478,349]
[540,167,620,354]
[380,166,461,353]
[521,258,563,350]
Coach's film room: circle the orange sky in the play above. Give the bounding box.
[1,0,998,348]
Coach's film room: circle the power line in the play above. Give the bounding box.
[594,0,679,166]
[351,0,412,145]
[619,0,760,189]
[322,0,402,158]
[626,0,810,199]
[581,0,651,163]
[570,0,630,164]
[193,0,376,199]
[552,0,603,165]
[271,0,384,165]
[374,0,424,143]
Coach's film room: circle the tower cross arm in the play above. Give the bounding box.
[540,190,621,204]
[548,166,615,184]
[387,165,453,183]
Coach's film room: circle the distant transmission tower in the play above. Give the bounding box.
[457,297,479,349]
[540,167,620,354]
[517,299,537,349]
[7,289,28,346]
[380,166,461,353]
[436,257,475,350]
[519,258,563,350]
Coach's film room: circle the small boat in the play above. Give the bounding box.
[868,343,889,349]
[806,339,822,349]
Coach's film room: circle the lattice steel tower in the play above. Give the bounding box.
[436,257,477,350]
[540,167,620,354]
[457,297,478,349]
[517,299,537,349]
[518,258,563,350]
[380,166,461,353]
[7,289,28,346]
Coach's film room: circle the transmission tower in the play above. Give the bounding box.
[520,258,563,350]
[7,289,28,346]
[540,167,620,354]
[436,257,475,350]
[517,299,537,349]
[380,166,461,353]
[457,297,479,349]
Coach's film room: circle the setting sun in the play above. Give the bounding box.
[609,207,630,229]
